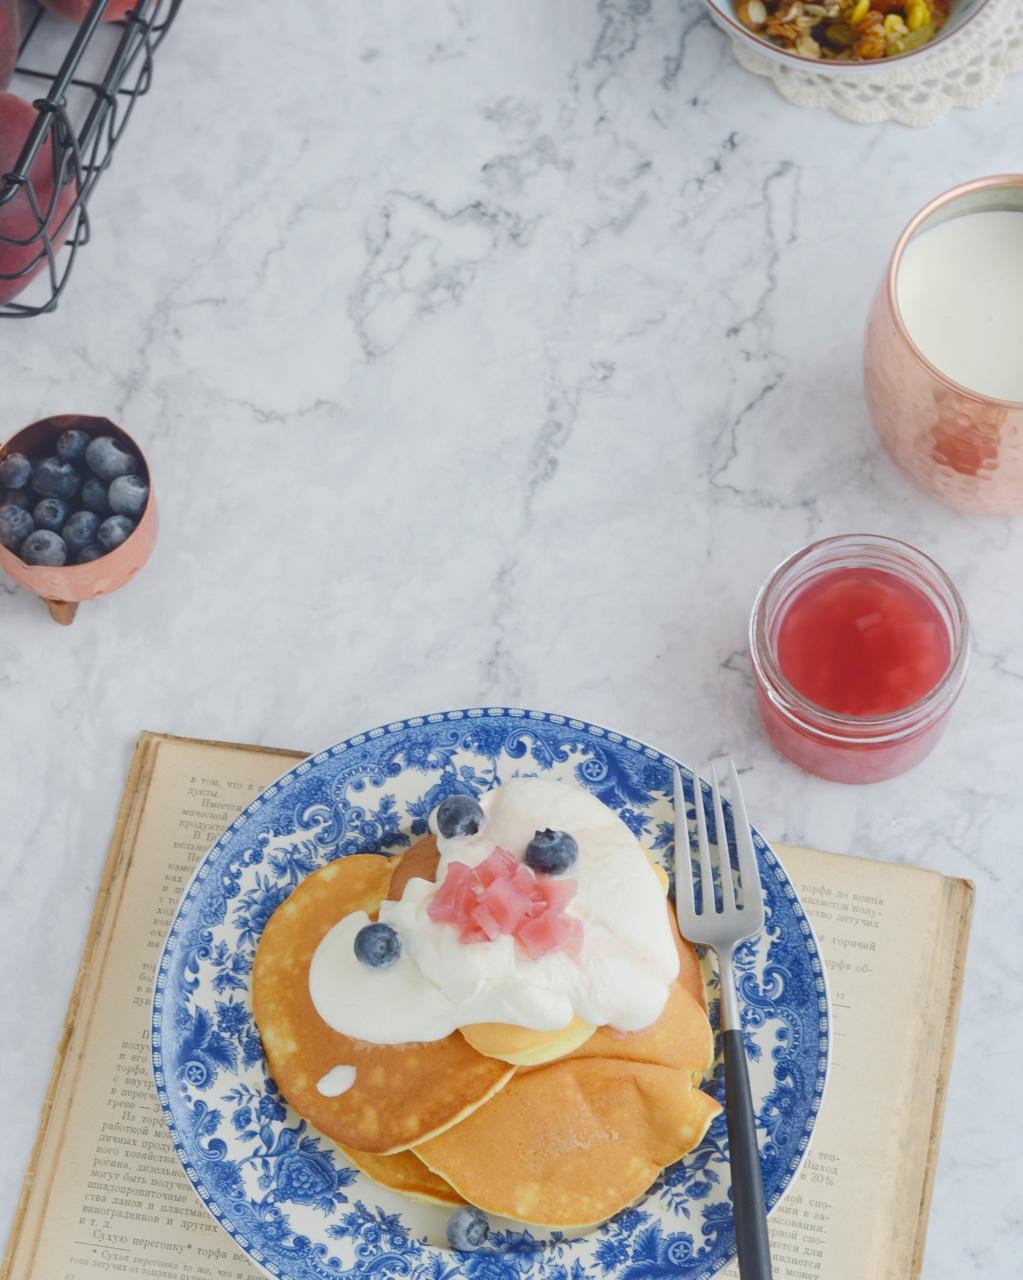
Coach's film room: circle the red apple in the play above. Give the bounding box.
[0,0,17,92]
[0,92,77,306]
[39,0,138,20]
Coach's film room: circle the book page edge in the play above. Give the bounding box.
[909,876,976,1279]
[0,732,157,1280]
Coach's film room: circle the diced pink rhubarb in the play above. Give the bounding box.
[480,875,533,933]
[476,847,518,887]
[427,861,477,924]
[511,865,535,894]
[536,876,577,915]
[516,911,566,960]
[470,901,503,941]
[425,844,585,959]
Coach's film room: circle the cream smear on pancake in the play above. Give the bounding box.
[316,1064,357,1097]
[308,778,679,1044]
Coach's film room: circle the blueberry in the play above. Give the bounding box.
[63,509,101,552]
[81,476,112,515]
[2,486,32,510]
[56,429,90,465]
[353,922,401,968]
[85,435,139,483]
[31,456,81,501]
[0,504,34,550]
[446,1206,490,1252]
[19,529,67,566]
[97,514,136,551]
[436,794,485,839]
[524,829,578,876]
[108,473,149,519]
[34,497,69,532]
[77,543,106,564]
[0,452,31,488]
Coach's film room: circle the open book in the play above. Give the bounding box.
[1,733,972,1280]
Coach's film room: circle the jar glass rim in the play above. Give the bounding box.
[750,534,970,745]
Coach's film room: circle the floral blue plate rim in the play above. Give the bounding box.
[152,706,831,1280]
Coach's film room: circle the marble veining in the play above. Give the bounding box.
[1,2,1022,1275]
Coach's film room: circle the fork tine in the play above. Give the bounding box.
[710,760,736,913]
[692,764,716,915]
[672,765,696,921]
[727,757,764,925]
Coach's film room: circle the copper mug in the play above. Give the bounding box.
[865,175,1023,516]
[0,414,158,624]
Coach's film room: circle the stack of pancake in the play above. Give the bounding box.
[252,837,721,1229]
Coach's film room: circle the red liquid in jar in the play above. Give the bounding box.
[775,567,952,717]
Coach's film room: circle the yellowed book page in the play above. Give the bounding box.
[3,734,159,1280]
[719,844,972,1280]
[4,735,303,1280]
[3,739,970,1280]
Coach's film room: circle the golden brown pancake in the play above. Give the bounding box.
[255,833,719,1228]
[339,1144,465,1207]
[386,836,440,900]
[670,909,708,1011]
[415,897,721,1226]
[252,853,514,1154]
[416,1058,720,1228]
[462,1015,596,1066]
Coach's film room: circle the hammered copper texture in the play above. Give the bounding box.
[865,176,1023,516]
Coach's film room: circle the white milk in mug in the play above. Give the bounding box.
[897,209,1023,404]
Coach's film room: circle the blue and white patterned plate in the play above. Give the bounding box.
[153,708,830,1280]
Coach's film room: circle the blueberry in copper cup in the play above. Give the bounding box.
[34,498,69,532]
[0,414,158,624]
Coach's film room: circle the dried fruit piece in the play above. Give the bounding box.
[906,0,930,30]
[737,0,768,28]
[852,10,886,57]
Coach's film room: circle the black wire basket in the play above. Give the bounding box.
[0,0,182,318]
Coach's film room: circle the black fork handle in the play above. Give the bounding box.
[723,1028,773,1279]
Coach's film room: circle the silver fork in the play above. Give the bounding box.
[673,759,772,1280]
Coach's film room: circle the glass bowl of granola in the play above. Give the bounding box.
[705,0,990,71]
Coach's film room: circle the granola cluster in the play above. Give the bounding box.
[735,0,951,60]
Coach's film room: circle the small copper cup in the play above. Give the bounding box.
[865,175,1023,516]
[0,414,158,624]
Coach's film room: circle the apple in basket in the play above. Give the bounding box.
[0,93,77,306]
[39,0,139,19]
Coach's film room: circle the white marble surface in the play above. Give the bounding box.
[2,2,1022,1274]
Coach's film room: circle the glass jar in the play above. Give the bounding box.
[0,0,18,92]
[749,534,969,784]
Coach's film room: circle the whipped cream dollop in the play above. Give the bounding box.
[316,1064,357,1097]
[308,777,679,1044]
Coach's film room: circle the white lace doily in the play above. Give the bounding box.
[731,0,1023,126]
